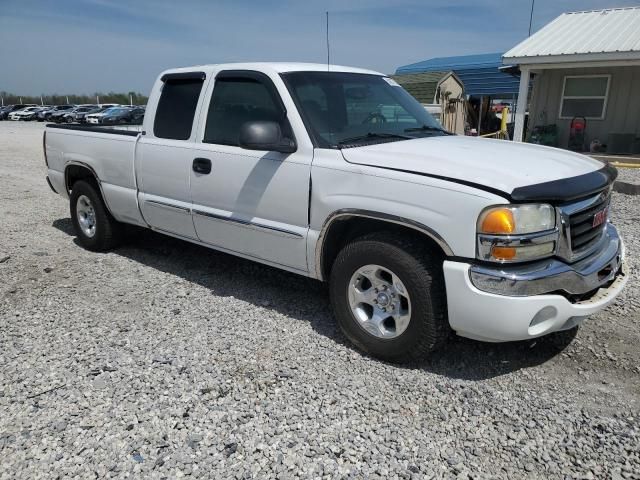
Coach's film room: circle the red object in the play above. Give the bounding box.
[592,207,608,228]
[568,117,587,151]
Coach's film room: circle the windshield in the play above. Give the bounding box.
[282,72,447,148]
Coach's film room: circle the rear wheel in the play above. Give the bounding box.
[329,232,449,363]
[70,180,123,251]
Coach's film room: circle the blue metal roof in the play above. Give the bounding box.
[396,53,520,97]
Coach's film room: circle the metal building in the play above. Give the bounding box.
[395,53,520,98]
[505,7,640,152]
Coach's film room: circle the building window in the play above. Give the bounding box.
[559,75,610,120]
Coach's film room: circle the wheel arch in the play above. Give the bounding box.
[64,161,114,216]
[315,209,454,281]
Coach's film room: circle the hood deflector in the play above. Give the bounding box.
[510,164,617,202]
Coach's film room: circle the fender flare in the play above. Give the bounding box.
[64,161,115,217]
[314,208,454,281]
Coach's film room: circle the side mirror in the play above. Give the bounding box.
[239,121,296,154]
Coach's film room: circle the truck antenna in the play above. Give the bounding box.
[326,11,330,71]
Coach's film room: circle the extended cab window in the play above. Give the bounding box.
[204,76,286,146]
[154,77,204,140]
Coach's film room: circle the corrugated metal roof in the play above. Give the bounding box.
[396,53,520,97]
[504,7,640,62]
[391,71,451,104]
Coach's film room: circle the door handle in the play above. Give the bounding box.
[192,157,212,175]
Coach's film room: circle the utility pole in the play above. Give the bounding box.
[528,0,535,36]
[130,94,133,106]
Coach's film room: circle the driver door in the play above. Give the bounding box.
[189,70,312,272]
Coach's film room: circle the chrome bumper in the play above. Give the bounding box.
[470,223,624,297]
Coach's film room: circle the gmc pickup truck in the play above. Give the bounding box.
[44,63,627,362]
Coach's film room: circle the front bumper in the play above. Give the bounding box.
[470,223,622,297]
[443,225,627,342]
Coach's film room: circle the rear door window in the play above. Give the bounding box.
[154,76,205,140]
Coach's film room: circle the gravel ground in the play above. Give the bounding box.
[1,122,639,479]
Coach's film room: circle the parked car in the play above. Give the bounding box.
[65,105,99,123]
[67,106,105,124]
[99,107,145,125]
[50,105,96,123]
[38,105,75,122]
[0,104,37,120]
[18,106,51,121]
[85,107,119,124]
[9,106,44,121]
[49,107,78,123]
[44,63,627,363]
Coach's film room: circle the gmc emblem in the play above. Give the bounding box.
[592,207,609,228]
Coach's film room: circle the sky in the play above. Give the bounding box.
[1,0,639,95]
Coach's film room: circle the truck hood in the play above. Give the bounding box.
[340,135,612,201]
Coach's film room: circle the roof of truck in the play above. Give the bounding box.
[161,62,383,76]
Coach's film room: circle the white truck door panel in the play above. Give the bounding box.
[189,70,312,271]
[190,145,310,270]
[135,72,208,239]
[136,139,197,238]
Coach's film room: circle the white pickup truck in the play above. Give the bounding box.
[44,63,627,362]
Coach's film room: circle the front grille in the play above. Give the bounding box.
[568,192,610,252]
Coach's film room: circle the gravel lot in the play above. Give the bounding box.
[1,122,639,479]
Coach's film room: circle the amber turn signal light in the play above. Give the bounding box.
[491,246,517,260]
[480,208,515,234]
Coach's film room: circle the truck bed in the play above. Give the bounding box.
[46,123,143,136]
[45,122,145,226]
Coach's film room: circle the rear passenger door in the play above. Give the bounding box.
[136,72,207,239]
[189,70,312,272]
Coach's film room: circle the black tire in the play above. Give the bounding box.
[69,179,122,251]
[329,232,449,363]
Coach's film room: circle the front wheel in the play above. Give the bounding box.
[70,180,123,251]
[329,232,449,363]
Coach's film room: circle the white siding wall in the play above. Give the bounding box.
[528,65,640,149]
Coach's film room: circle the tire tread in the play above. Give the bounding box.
[329,231,449,363]
[70,179,122,251]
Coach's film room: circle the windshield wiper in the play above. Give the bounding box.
[337,132,412,148]
[404,125,452,135]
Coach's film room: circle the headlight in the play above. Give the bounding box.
[477,204,557,262]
